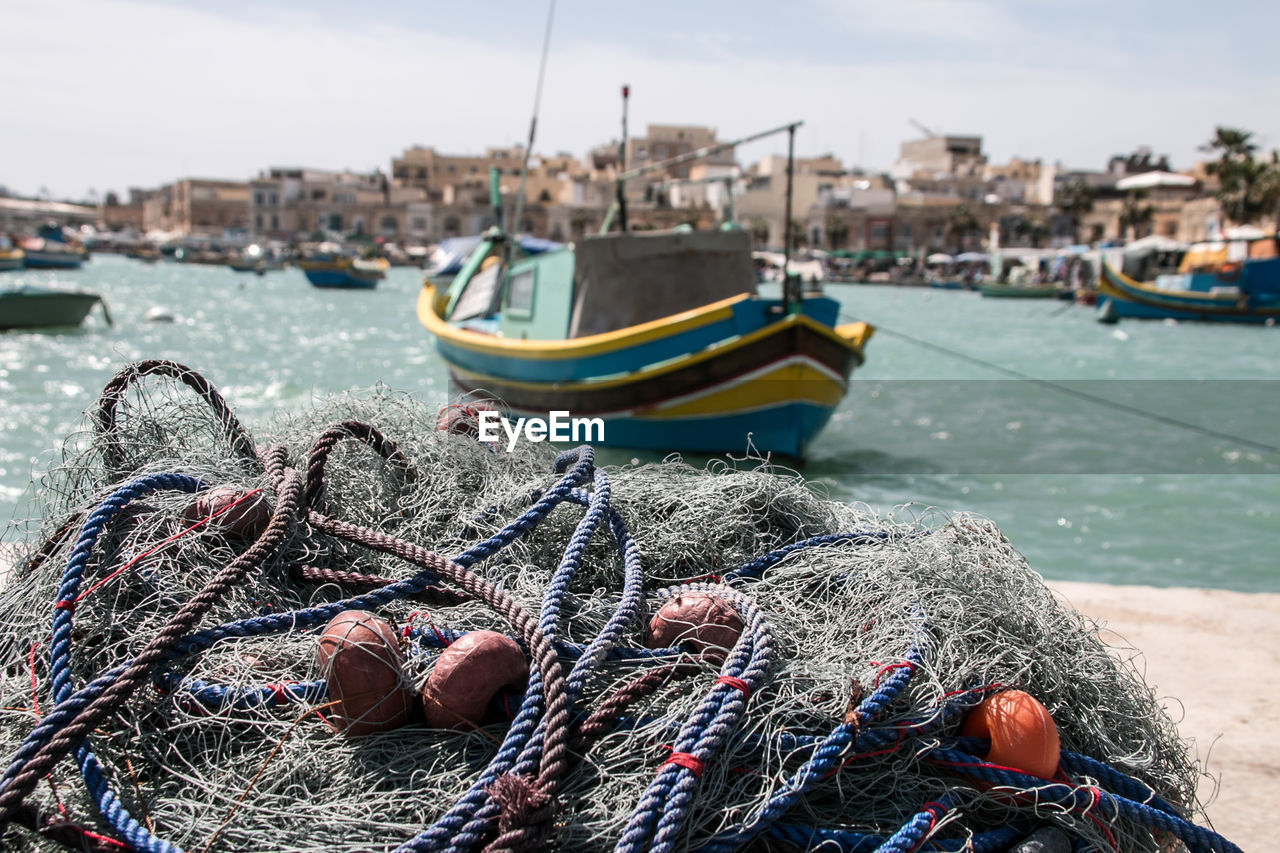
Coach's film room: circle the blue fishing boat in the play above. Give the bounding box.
[298,244,388,289]
[418,121,874,458]
[1098,235,1280,322]
[20,239,87,270]
[19,223,88,270]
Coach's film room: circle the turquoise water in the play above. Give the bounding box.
[2,255,1277,591]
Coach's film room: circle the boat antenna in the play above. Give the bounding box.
[617,84,630,232]
[506,0,556,256]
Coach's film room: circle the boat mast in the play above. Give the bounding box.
[783,123,797,311]
[617,85,630,232]
[506,0,556,248]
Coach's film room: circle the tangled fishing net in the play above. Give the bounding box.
[0,360,1236,853]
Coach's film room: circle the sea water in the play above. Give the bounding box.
[1,255,1276,591]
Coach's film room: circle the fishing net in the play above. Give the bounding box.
[0,360,1228,853]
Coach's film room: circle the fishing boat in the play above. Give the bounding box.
[1097,234,1280,322]
[20,238,87,270]
[0,284,111,330]
[298,245,388,289]
[124,246,161,263]
[0,245,23,271]
[229,244,286,275]
[979,282,1061,298]
[418,121,874,458]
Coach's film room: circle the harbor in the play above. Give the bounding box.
[2,2,1279,851]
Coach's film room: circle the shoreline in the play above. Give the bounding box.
[1047,580,1279,851]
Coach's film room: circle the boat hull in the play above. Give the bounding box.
[1098,261,1280,322]
[299,258,386,289]
[303,269,380,288]
[979,284,1060,298]
[0,291,101,329]
[23,250,85,270]
[422,285,871,457]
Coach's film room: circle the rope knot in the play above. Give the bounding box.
[486,772,552,835]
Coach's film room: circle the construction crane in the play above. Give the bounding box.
[909,118,937,138]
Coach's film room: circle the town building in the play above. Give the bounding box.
[142,179,251,237]
[248,168,429,241]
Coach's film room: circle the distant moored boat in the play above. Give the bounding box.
[0,284,111,330]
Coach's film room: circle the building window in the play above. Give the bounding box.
[254,214,263,229]
[411,217,427,231]
[311,189,325,201]
[270,214,279,230]
[380,216,398,235]
[254,191,264,206]
[327,213,343,231]
[268,192,278,206]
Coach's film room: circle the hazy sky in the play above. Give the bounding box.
[5,0,1279,200]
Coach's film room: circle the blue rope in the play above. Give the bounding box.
[924,747,1242,853]
[874,793,956,853]
[4,474,207,853]
[614,584,773,853]
[766,821,1026,852]
[696,626,927,852]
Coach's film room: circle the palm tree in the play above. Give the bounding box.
[748,217,769,248]
[824,215,850,249]
[1200,126,1271,225]
[946,205,979,253]
[1118,189,1155,240]
[1054,179,1094,244]
[1201,127,1258,163]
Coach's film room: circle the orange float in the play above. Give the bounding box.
[317,610,414,737]
[961,689,1060,779]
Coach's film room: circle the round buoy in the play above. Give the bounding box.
[421,630,528,729]
[143,306,176,323]
[647,593,744,657]
[962,689,1060,779]
[180,486,272,542]
[317,611,414,736]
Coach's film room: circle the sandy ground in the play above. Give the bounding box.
[1048,581,1279,852]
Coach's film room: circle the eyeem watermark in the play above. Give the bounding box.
[477,410,605,451]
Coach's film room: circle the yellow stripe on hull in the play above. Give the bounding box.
[420,284,749,360]
[1101,263,1241,302]
[644,358,847,418]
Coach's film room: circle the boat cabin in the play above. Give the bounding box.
[444,227,759,342]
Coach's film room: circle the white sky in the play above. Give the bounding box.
[4,0,1278,200]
